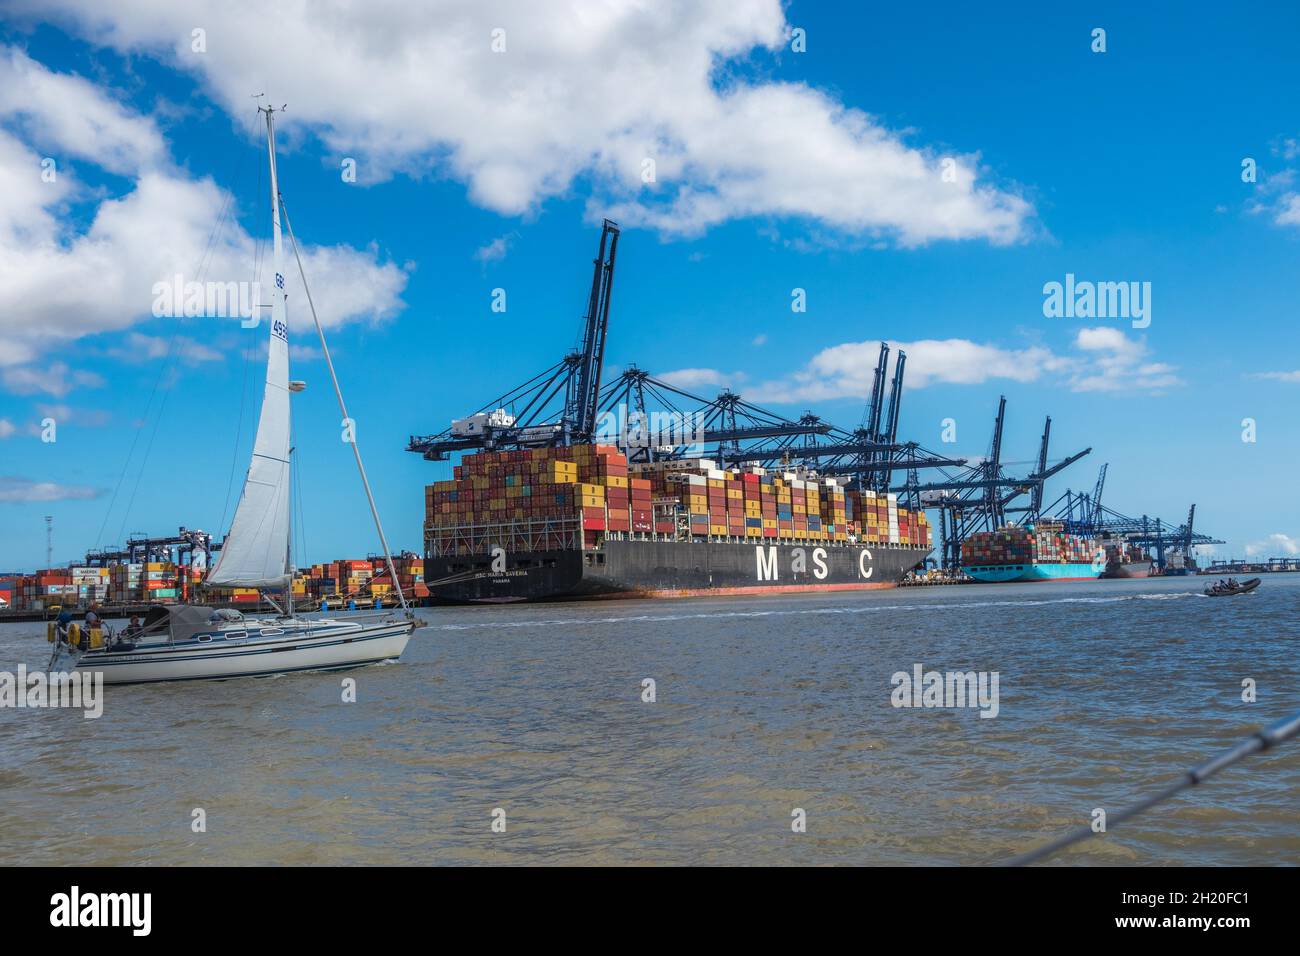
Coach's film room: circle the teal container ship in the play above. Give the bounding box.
[960,523,1103,584]
[960,561,1101,583]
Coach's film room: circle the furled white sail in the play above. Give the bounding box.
[208,109,292,589]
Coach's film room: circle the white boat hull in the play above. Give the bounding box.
[70,616,414,685]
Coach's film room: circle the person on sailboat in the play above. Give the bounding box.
[55,608,73,644]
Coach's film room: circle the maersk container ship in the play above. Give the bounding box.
[423,445,931,603]
[959,523,1103,584]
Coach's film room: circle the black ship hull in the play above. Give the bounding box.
[425,539,931,604]
[1100,560,1152,579]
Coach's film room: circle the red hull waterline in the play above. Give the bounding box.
[590,580,901,600]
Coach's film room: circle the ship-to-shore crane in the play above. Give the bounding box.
[407,222,961,483]
[1044,473,1223,572]
[890,397,1091,569]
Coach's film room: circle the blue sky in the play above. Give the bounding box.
[1,1,1298,570]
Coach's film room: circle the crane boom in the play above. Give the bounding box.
[567,218,620,442]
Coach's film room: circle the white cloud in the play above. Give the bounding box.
[0,475,102,502]
[23,0,1035,244]
[0,47,165,175]
[1,361,104,397]
[1244,533,1300,559]
[473,234,515,264]
[1245,136,1300,228]
[110,332,223,364]
[1275,194,1300,226]
[1068,327,1182,393]
[289,343,325,362]
[33,403,112,427]
[1075,327,1130,352]
[746,338,1058,403]
[0,418,15,439]
[657,367,747,392]
[742,328,1180,403]
[1252,369,1300,383]
[0,47,409,371]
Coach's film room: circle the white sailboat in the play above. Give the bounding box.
[52,104,416,684]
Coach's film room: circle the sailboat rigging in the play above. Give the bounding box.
[49,103,417,684]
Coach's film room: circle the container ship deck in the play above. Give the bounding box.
[424,445,931,603]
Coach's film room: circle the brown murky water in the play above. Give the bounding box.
[1,575,1297,865]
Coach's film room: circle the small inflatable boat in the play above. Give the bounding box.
[1204,577,1261,597]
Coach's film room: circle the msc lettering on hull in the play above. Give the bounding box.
[754,545,874,581]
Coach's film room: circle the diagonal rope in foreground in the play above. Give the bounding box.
[1003,708,1300,866]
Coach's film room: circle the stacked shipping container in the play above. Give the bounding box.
[960,524,1097,566]
[424,445,931,557]
[294,555,427,603]
[0,557,426,612]
[425,445,633,554]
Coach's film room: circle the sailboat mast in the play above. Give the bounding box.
[205,103,294,592]
[264,106,285,311]
[264,104,291,592]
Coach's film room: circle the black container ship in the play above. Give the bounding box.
[425,536,931,603]
[1097,534,1154,578]
[422,445,931,604]
[412,221,942,603]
